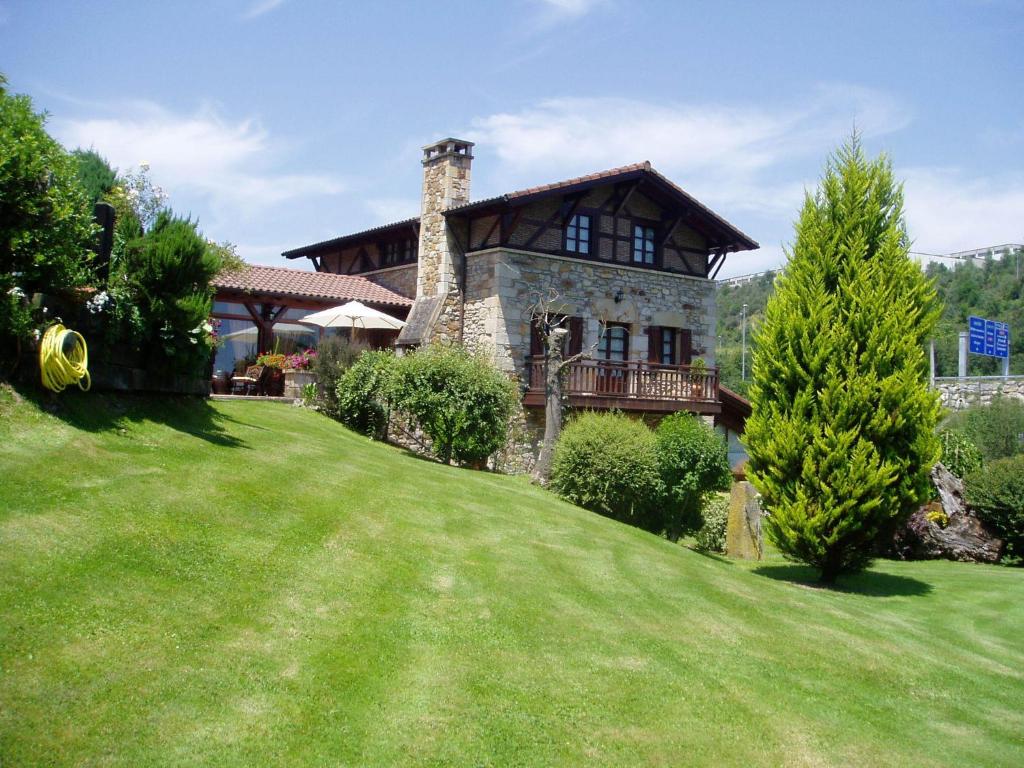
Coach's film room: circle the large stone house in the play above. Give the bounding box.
[284,138,757,463]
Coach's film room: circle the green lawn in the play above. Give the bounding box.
[1,386,1022,767]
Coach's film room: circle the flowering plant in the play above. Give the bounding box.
[285,348,317,371]
[256,352,287,369]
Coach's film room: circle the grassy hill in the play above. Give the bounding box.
[2,388,1023,767]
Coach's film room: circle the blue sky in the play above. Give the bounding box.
[4,0,1023,278]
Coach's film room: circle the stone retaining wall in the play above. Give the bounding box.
[934,377,1024,411]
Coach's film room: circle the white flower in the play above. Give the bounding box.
[202,322,213,334]
[189,337,198,344]
[33,329,41,341]
[8,286,25,299]
[139,161,150,171]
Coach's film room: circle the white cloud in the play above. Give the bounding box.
[534,0,609,19]
[243,0,287,20]
[364,197,421,226]
[52,101,344,231]
[902,167,1024,256]
[466,85,910,216]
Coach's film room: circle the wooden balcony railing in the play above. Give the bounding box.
[524,358,720,412]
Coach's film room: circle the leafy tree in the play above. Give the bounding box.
[745,137,942,583]
[389,343,518,466]
[1,74,97,356]
[654,413,731,541]
[71,149,117,206]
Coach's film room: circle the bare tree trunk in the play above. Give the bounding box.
[532,329,566,484]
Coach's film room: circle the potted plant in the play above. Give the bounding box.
[256,352,287,396]
[283,348,318,399]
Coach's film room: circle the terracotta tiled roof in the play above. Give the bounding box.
[213,264,412,307]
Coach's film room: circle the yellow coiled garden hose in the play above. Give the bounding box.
[39,324,91,392]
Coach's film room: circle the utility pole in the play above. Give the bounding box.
[741,303,748,381]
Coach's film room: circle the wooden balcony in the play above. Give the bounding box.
[523,358,721,414]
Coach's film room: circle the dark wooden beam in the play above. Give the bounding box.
[559,193,586,226]
[477,215,501,250]
[709,250,728,280]
[499,208,524,246]
[612,180,640,216]
[522,205,564,250]
[658,216,682,249]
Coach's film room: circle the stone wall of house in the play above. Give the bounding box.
[462,247,717,378]
[361,264,417,299]
[934,376,1024,411]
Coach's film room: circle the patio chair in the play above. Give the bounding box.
[230,364,263,395]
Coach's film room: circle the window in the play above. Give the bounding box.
[633,224,655,265]
[598,324,629,362]
[647,326,692,365]
[530,315,583,358]
[565,214,591,254]
[661,327,676,365]
[382,239,416,266]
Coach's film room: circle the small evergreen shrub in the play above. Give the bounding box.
[113,211,221,377]
[654,413,731,541]
[942,397,1024,462]
[389,344,518,466]
[694,494,730,553]
[937,429,983,479]
[550,412,662,529]
[311,336,367,417]
[965,455,1024,561]
[336,350,395,439]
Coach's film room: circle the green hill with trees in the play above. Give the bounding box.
[716,247,1024,393]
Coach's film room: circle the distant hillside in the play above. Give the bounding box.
[715,248,1024,391]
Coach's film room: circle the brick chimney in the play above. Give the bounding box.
[397,138,473,347]
[416,138,473,297]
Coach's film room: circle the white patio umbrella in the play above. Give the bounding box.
[297,301,405,338]
[219,322,315,342]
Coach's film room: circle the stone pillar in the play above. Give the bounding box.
[726,465,763,559]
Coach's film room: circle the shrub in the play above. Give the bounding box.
[1,76,97,360]
[336,350,395,439]
[937,429,983,479]
[389,344,518,466]
[550,412,663,529]
[694,494,730,553]
[965,455,1024,561]
[942,397,1024,462]
[311,335,367,417]
[655,413,731,541]
[113,211,220,377]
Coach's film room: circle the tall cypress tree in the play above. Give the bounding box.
[745,137,942,583]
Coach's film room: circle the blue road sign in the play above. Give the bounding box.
[968,315,1010,359]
